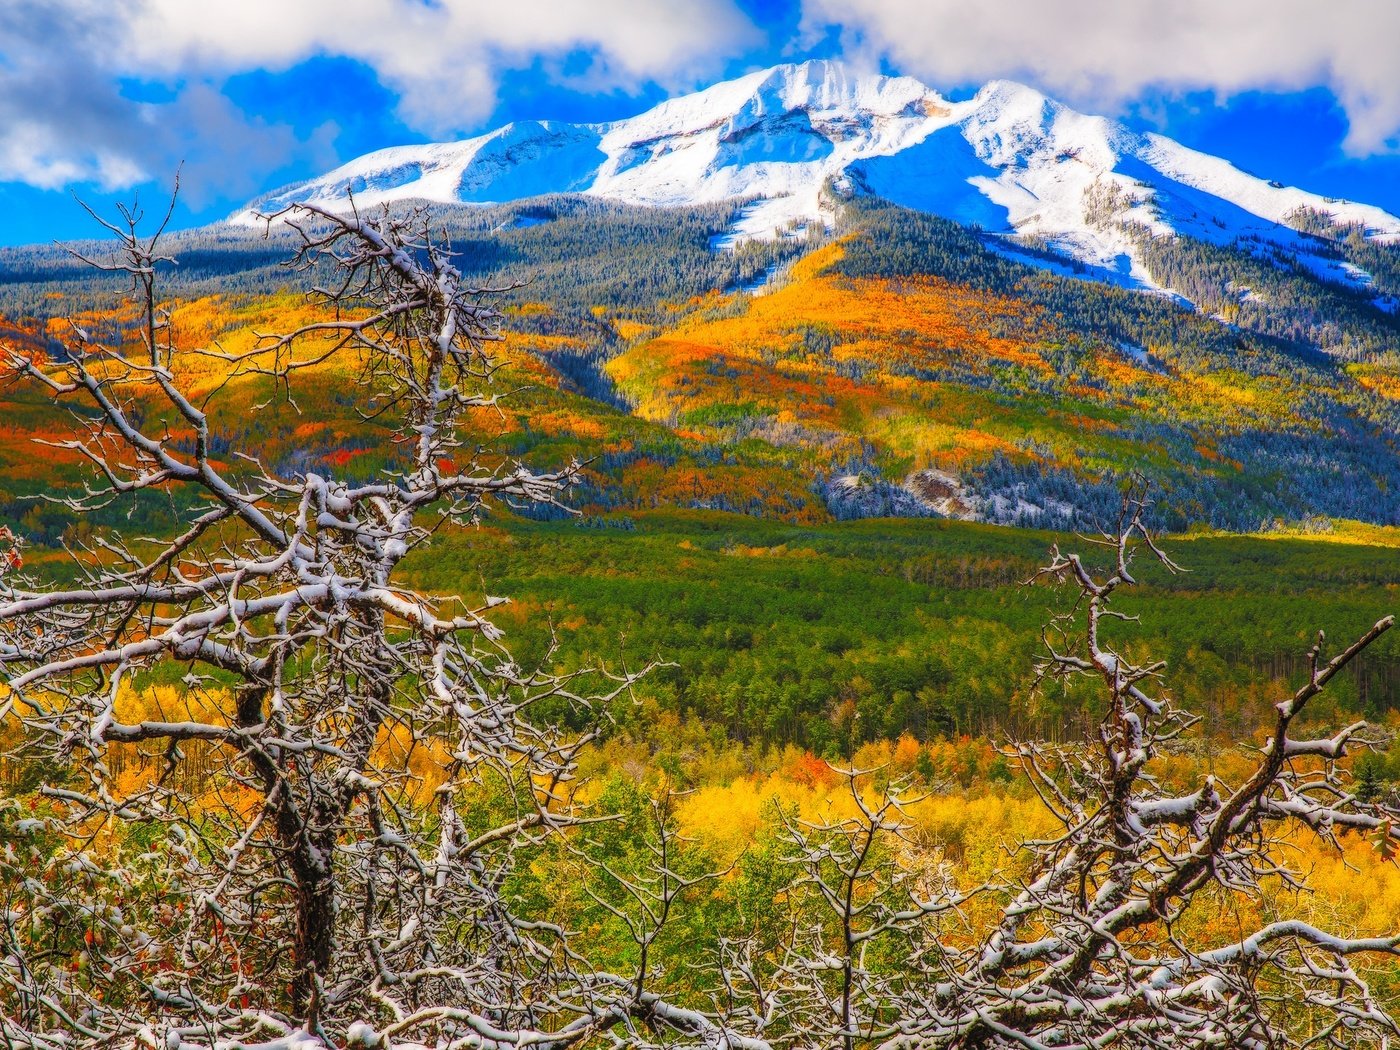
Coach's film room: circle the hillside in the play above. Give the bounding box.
[3,192,1399,535]
[4,56,1398,535]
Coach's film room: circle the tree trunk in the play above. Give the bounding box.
[290,831,338,1021]
[234,687,344,1021]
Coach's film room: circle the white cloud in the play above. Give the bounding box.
[126,0,761,133]
[0,0,759,199]
[801,0,1400,155]
[0,0,308,198]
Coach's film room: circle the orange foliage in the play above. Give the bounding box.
[322,447,368,468]
[1090,352,1161,391]
[780,750,841,790]
[527,408,608,441]
[605,243,1078,471]
[616,459,827,524]
[612,319,654,343]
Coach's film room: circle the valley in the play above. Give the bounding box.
[2,183,1398,750]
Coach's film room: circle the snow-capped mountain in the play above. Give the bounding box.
[237,60,1400,292]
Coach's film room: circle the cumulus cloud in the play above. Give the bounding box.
[126,0,762,134]
[801,0,1400,155]
[0,0,311,200]
[154,85,334,208]
[0,0,760,200]
[0,1,149,189]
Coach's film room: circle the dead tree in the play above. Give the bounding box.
[716,488,1398,1049]
[0,200,758,1049]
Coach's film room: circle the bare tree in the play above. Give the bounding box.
[711,776,969,1050]
[0,199,753,1049]
[715,488,1398,1049]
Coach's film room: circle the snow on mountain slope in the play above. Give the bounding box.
[242,61,953,240]
[236,60,1400,294]
[247,120,607,215]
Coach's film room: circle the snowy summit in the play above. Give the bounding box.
[238,60,1400,290]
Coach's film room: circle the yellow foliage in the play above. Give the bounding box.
[1350,363,1400,402]
[612,319,654,343]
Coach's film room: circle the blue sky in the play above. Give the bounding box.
[1,0,1397,246]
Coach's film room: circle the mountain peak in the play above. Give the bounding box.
[744,58,932,108]
[973,78,1051,105]
[235,61,1400,295]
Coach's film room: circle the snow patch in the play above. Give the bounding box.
[1117,341,1163,372]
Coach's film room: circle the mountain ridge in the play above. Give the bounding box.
[236,59,1400,301]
